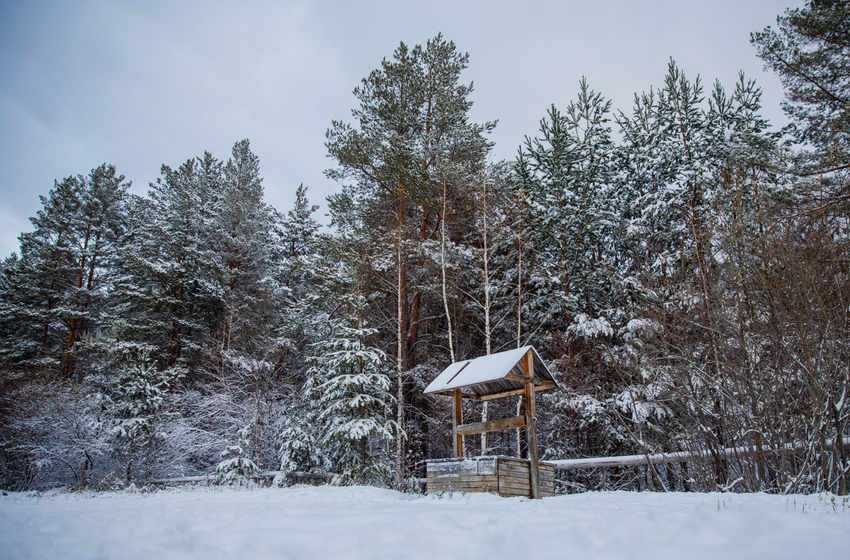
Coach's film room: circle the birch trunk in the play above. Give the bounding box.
[441,172,455,363]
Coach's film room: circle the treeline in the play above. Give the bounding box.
[1,1,848,494]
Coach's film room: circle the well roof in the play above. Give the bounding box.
[423,345,557,400]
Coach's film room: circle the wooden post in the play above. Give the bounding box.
[452,389,464,458]
[524,350,540,499]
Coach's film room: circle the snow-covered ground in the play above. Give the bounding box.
[2,486,848,559]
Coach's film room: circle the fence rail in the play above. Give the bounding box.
[547,438,850,471]
[148,471,330,486]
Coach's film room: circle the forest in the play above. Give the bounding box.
[0,0,848,495]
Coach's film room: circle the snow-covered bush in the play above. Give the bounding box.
[111,359,177,485]
[275,414,327,486]
[216,426,259,485]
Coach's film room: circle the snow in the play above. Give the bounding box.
[2,486,848,560]
[424,345,548,393]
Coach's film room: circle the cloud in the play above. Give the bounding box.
[0,199,30,259]
[0,0,800,255]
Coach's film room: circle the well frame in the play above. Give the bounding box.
[423,346,558,498]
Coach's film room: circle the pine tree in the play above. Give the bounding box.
[279,183,321,309]
[115,154,223,373]
[215,139,282,355]
[0,165,130,379]
[752,0,850,172]
[310,291,397,486]
[216,425,259,484]
[325,34,493,487]
[111,357,176,484]
[275,413,327,483]
[517,78,622,345]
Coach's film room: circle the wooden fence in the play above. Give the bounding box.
[547,438,850,471]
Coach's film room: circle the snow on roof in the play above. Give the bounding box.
[424,345,556,398]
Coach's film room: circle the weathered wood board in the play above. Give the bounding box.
[426,457,555,498]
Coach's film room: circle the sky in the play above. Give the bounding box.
[0,0,802,258]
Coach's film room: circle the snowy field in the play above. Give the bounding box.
[2,486,849,560]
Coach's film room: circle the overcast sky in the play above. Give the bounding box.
[0,0,801,258]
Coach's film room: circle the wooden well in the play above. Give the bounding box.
[423,346,558,499]
[426,456,555,498]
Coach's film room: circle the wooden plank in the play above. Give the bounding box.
[430,475,492,482]
[499,457,530,465]
[499,489,530,496]
[499,480,531,489]
[427,487,497,494]
[427,458,497,476]
[501,489,531,496]
[498,485,530,496]
[498,483,532,497]
[498,464,530,473]
[498,458,531,469]
[499,470,531,480]
[504,373,555,387]
[428,469,481,477]
[498,471,531,482]
[432,385,557,401]
[456,415,526,436]
[429,483,498,493]
[525,350,541,500]
[430,483,498,491]
[427,470,499,478]
[498,462,531,473]
[427,469,499,478]
[539,460,556,497]
[475,388,525,401]
[463,385,557,401]
[499,478,532,489]
[498,477,533,489]
[428,481,499,489]
[427,478,500,487]
[427,474,499,483]
[498,469,531,481]
[452,389,464,458]
[499,475,533,485]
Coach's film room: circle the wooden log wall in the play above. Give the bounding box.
[426,457,555,498]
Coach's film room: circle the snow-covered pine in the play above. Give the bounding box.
[216,426,260,485]
[310,292,397,486]
[111,357,177,485]
[516,79,625,345]
[275,413,327,485]
[279,183,321,307]
[113,153,223,371]
[516,79,644,463]
[215,139,283,355]
[0,165,129,379]
[325,34,494,487]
